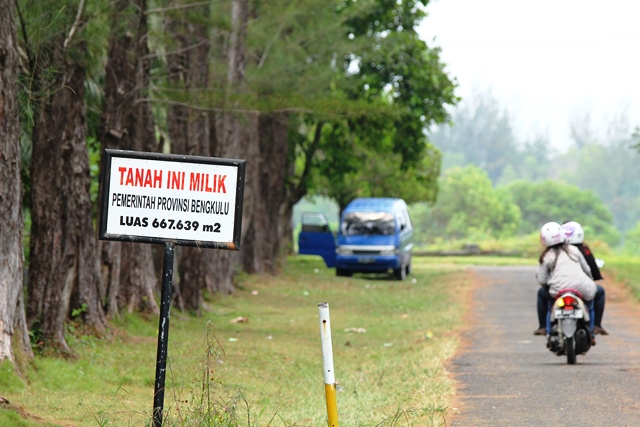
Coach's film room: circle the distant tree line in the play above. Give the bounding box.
[410,166,621,246]
[428,89,640,243]
[0,0,457,363]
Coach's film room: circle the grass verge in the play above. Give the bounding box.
[1,255,498,426]
[602,255,640,301]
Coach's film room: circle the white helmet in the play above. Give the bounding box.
[562,221,584,244]
[540,222,566,247]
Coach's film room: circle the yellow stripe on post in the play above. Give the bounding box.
[318,302,339,427]
[325,383,339,426]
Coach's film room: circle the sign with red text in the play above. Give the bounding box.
[99,149,245,249]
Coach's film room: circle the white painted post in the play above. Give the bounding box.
[318,302,339,427]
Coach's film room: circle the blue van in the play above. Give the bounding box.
[298,198,414,280]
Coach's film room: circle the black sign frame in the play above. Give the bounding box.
[99,149,246,250]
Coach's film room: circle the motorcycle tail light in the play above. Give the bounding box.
[562,295,577,307]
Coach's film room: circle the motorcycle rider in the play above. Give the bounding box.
[533,221,608,335]
[535,222,597,341]
[562,221,608,335]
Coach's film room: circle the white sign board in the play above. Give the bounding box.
[99,150,245,249]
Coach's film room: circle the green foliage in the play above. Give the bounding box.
[142,0,456,213]
[605,255,640,301]
[87,136,101,218]
[248,0,352,109]
[430,90,640,240]
[314,133,442,210]
[412,166,522,244]
[295,0,458,210]
[16,0,109,220]
[557,141,640,232]
[504,179,621,245]
[17,0,110,100]
[622,222,640,255]
[497,134,554,185]
[16,0,457,227]
[71,303,88,319]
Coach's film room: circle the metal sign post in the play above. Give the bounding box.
[98,149,245,426]
[152,242,174,427]
[318,302,339,427]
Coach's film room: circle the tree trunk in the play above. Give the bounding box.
[236,113,260,272]
[208,0,255,294]
[209,110,255,295]
[165,8,212,313]
[0,0,33,364]
[28,43,107,353]
[97,0,137,319]
[63,58,108,335]
[99,0,159,316]
[28,94,67,351]
[279,199,295,256]
[249,113,290,274]
[118,243,159,314]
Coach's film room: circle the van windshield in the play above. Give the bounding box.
[341,212,396,236]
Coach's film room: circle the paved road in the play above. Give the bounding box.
[448,266,640,427]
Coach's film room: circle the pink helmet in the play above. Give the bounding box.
[562,221,584,244]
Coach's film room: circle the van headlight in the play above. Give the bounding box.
[336,246,352,255]
[380,247,397,256]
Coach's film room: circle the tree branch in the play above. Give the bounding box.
[136,97,315,115]
[141,37,209,61]
[257,19,287,69]
[63,0,85,49]
[291,120,324,202]
[14,0,35,74]
[146,1,220,15]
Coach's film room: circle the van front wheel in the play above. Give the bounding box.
[394,265,407,281]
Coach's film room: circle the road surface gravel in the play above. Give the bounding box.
[447,265,640,427]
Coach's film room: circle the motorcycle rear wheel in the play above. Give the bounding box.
[566,336,576,364]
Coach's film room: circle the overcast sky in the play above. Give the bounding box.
[417,0,640,150]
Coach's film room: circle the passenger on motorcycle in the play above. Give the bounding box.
[534,221,608,335]
[562,221,608,335]
[535,222,597,339]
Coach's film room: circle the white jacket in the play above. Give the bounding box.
[537,244,597,300]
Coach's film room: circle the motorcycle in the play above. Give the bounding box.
[547,289,592,364]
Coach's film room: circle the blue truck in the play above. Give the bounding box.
[298,197,414,280]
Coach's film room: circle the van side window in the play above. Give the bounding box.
[404,209,413,231]
[301,213,330,233]
[397,213,406,231]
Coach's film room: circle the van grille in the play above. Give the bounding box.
[352,249,381,255]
